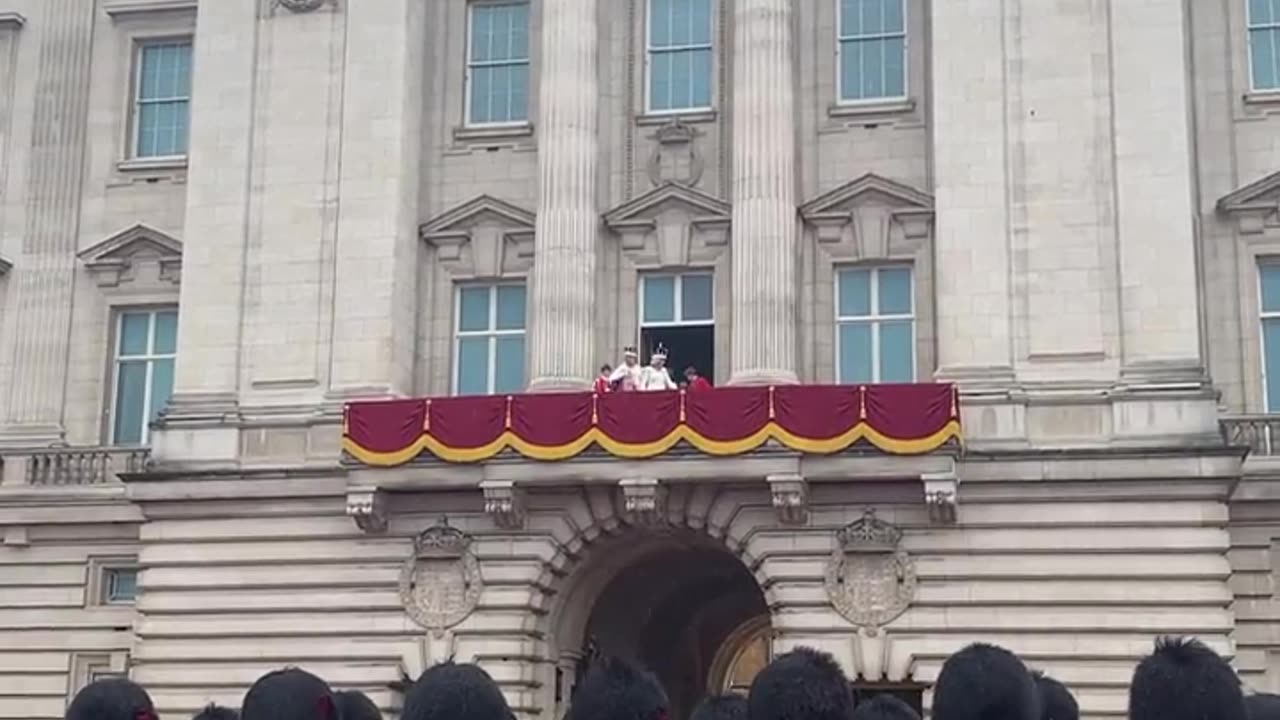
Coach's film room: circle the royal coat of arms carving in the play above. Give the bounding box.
[823,510,917,628]
[399,522,483,632]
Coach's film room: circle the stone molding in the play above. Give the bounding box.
[603,182,730,267]
[799,173,934,257]
[102,0,197,17]
[0,11,25,29]
[77,223,183,288]
[618,477,666,524]
[345,487,386,534]
[1218,170,1280,236]
[766,473,808,525]
[419,195,535,278]
[0,254,10,276]
[481,480,525,529]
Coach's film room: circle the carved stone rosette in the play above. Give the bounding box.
[824,510,916,628]
[399,523,483,632]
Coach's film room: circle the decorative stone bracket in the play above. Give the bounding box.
[921,470,958,524]
[480,480,526,530]
[619,477,666,525]
[767,473,808,525]
[346,487,387,534]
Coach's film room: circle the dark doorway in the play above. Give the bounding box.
[640,325,715,385]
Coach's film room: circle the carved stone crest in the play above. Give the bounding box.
[399,521,483,632]
[823,510,916,628]
[646,119,705,187]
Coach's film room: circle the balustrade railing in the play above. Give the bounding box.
[0,447,149,486]
[1222,415,1280,457]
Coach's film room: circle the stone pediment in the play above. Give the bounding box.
[1218,170,1280,235]
[604,183,730,267]
[77,223,182,287]
[799,174,934,258]
[419,195,535,278]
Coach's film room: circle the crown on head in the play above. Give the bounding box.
[836,509,902,553]
[413,521,471,558]
[651,343,668,360]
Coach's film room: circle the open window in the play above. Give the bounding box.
[639,272,715,384]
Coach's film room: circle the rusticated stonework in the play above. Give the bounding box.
[824,510,917,628]
[399,523,483,632]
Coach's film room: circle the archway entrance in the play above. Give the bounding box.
[561,531,770,720]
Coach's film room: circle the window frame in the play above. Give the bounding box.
[1247,0,1280,93]
[452,281,528,395]
[463,0,532,128]
[128,36,194,161]
[834,0,909,106]
[834,264,916,383]
[638,271,716,329]
[1259,261,1280,411]
[644,0,715,115]
[86,556,140,608]
[108,307,178,446]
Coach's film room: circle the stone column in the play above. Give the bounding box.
[527,0,599,392]
[0,0,93,444]
[728,0,798,386]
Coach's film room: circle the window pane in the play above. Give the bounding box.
[139,47,162,99]
[838,323,874,384]
[670,0,691,46]
[470,66,493,123]
[153,311,178,354]
[690,0,712,45]
[651,0,672,47]
[838,269,871,317]
[1262,265,1280,313]
[119,313,151,356]
[508,63,529,121]
[457,337,491,394]
[1252,0,1272,25]
[878,268,912,314]
[884,0,904,34]
[106,569,138,603]
[509,3,530,59]
[644,276,676,323]
[113,361,148,444]
[1266,318,1280,411]
[459,286,492,332]
[883,36,906,97]
[841,0,862,36]
[879,320,914,382]
[496,284,527,330]
[681,274,714,321]
[1252,28,1279,91]
[471,6,493,61]
[149,358,175,426]
[690,48,713,107]
[840,40,864,101]
[861,39,885,98]
[651,51,673,110]
[864,0,884,34]
[494,336,526,394]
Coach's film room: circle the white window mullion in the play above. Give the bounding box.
[673,274,684,323]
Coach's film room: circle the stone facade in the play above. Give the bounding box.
[0,0,1277,719]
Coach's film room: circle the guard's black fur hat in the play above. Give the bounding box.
[403,661,515,720]
[240,667,338,720]
[192,704,239,720]
[336,690,382,720]
[66,678,157,720]
[1129,637,1245,720]
[852,694,920,720]
[747,646,854,720]
[1246,693,1280,720]
[691,694,748,720]
[933,643,1038,720]
[567,656,669,720]
[1031,672,1078,720]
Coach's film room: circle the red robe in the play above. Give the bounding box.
[688,376,712,392]
[592,376,612,394]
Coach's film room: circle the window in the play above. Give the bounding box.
[132,40,193,158]
[836,266,914,383]
[1260,264,1280,411]
[111,309,178,445]
[640,272,715,382]
[103,568,138,604]
[466,2,530,125]
[837,0,906,102]
[455,283,527,395]
[1250,0,1280,91]
[647,0,713,113]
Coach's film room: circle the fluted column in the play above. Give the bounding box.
[527,0,599,392]
[728,0,798,386]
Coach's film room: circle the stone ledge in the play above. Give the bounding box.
[102,0,197,16]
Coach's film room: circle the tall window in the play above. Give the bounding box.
[111,309,177,445]
[466,1,531,125]
[640,272,715,382]
[837,0,906,102]
[1260,263,1280,411]
[647,0,713,113]
[455,283,527,395]
[132,40,193,158]
[836,266,914,383]
[1250,0,1280,91]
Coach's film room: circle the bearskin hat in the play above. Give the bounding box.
[240,667,338,720]
[691,694,748,720]
[1246,693,1280,720]
[932,643,1038,720]
[567,656,668,720]
[747,646,854,720]
[403,661,515,720]
[66,678,157,720]
[1129,637,1245,720]
[852,694,920,720]
[336,690,383,720]
[1031,672,1077,720]
[191,704,239,720]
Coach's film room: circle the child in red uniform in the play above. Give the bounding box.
[684,366,712,391]
[593,365,613,394]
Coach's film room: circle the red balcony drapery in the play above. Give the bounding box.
[343,384,959,466]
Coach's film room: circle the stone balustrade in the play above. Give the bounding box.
[1222,415,1280,457]
[0,446,149,486]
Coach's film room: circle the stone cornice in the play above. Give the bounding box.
[603,183,730,266]
[800,172,934,216]
[1217,169,1280,235]
[77,223,183,287]
[800,173,934,251]
[419,195,535,277]
[0,254,10,276]
[603,181,730,226]
[102,0,197,17]
[0,12,25,30]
